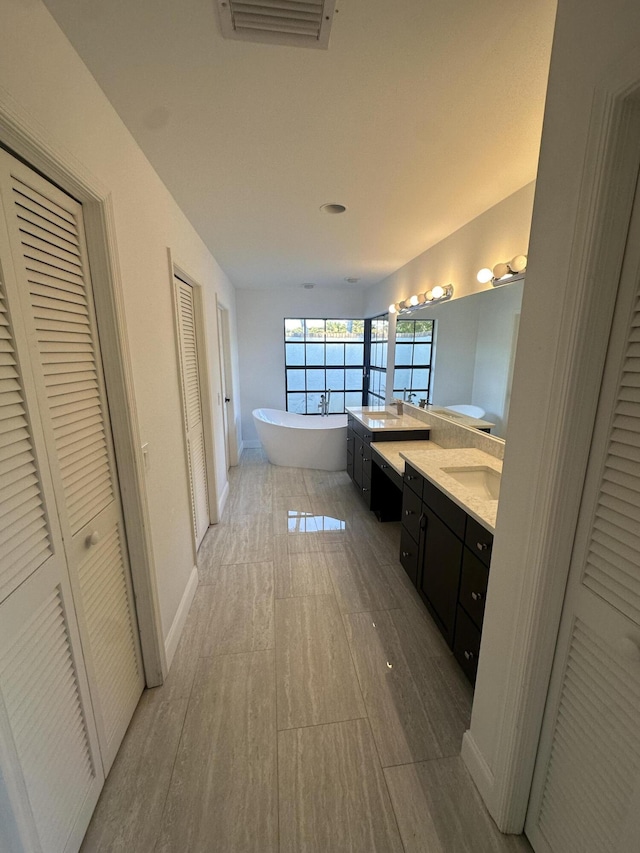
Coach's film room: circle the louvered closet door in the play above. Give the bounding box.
[525,176,640,852]
[175,275,209,548]
[0,149,144,774]
[0,222,103,852]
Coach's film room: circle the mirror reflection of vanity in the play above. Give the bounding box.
[397,280,524,439]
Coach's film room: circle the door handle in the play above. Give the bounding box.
[224,397,231,403]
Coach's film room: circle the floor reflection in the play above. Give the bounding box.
[287,510,346,533]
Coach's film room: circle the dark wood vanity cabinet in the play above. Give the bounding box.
[399,464,493,685]
[346,415,429,518]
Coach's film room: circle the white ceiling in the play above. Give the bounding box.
[43,0,557,290]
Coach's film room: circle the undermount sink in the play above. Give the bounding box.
[365,411,399,420]
[442,466,501,500]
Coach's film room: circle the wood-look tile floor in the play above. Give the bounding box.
[81,449,532,853]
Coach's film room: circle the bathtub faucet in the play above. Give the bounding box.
[318,389,331,416]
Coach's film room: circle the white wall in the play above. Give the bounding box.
[463,0,640,829]
[363,183,535,318]
[237,286,364,445]
[0,1,239,646]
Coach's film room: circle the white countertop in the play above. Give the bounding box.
[399,446,501,532]
[347,405,433,432]
[370,440,442,475]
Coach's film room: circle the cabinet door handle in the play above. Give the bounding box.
[362,487,369,493]
[471,591,484,602]
[464,650,475,662]
[419,512,427,531]
[405,509,414,516]
[406,474,416,481]
[363,457,370,463]
[401,550,411,557]
[476,541,489,551]
[381,464,389,469]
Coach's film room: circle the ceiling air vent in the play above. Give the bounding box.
[217,0,337,49]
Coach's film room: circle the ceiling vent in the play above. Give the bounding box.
[217,0,337,49]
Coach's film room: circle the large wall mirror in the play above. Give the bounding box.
[399,280,524,438]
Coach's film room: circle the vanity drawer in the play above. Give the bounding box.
[361,444,373,482]
[371,446,402,491]
[403,463,423,498]
[453,604,481,686]
[399,525,419,586]
[465,515,493,567]
[401,485,422,542]
[422,476,467,539]
[459,548,489,629]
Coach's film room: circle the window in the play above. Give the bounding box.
[393,318,435,403]
[284,319,365,414]
[367,315,388,406]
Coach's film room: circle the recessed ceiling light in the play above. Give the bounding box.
[345,277,360,284]
[320,203,347,214]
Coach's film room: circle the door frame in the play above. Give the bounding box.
[215,296,239,467]
[0,94,166,686]
[169,252,218,558]
[461,58,640,830]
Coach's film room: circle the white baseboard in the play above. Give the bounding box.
[218,478,230,518]
[461,730,497,818]
[164,565,198,672]
[243,439,261,449]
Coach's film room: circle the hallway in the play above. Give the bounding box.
[81,450,530,852]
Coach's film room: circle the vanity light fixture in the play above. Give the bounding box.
[390,284,454,315]
[477,254,528,285]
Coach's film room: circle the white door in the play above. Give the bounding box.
[217,303,231,472]
[175,275,210,548]
[0,186,103,851]
[0,150,144,849]
[525,172,640,851]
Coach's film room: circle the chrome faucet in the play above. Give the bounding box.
[318,389,331,416]
[406,391,416,404]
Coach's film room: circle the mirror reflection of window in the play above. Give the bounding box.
[392,319,435,402]
[367,315,389,406]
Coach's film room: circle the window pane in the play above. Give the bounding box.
[415,320,434,338]
[329,391,344,413]
[395,344,413,366]
[413,343,431,364]
[345,391,363,408]
[412,369,429,389]
[286,369,305,391]
[346,368,363,390]
[305,344,324,365]
[287,393,306,413]
[345,343,364,365]
[307,392,323,413]
[326,343,344,365]
[326,369,345,390]
[394,368,411,389]
[396,320,414,339]
[285,343,305,366]
[285,319,304,341]
[306,369,325,391]
[379,370,386,393]
[305,319,325,340]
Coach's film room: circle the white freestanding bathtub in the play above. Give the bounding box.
[252,408,347,471]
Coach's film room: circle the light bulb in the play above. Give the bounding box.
[509,254,527,273]
[432,285,445,299]
[492,262,510,280]
[408,294,419,307]
[477,268,493,284]
[417,292,428,304]
[388,303,397,314]
[398,300,407,311]
[425,290,434,301]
